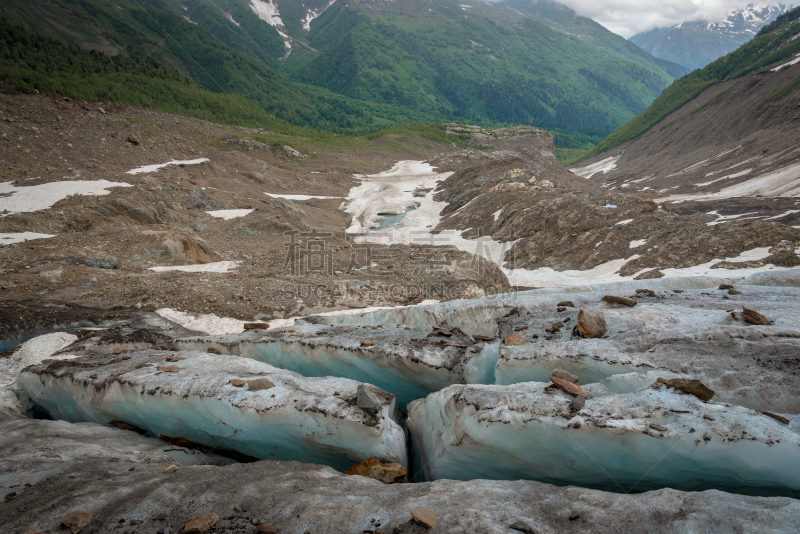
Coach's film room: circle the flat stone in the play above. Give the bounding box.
[345,458,407,484]
[472,334,496,341]
[166,356,182,362]
[357,384,383,413]
[549,375,586,398]
[207,348,220,354]
[113,348,123,354]
[182,513,219,533]
[650,424,668,432]
[552,369,579,384]
[361,339,376,347]
[703,414,715,421]
[503,333,526,346]
[411,507,437,529]
[128,134,140,145]
[719,284,734,290]
[742,307,770,325]
[728,289,742,295]
[602,295,637,307]
[157,365,180,373]
[757,410,790,425]
[660,378,715,402]
[576,309,608,338]
[254,524,281,533]
[635,289,656,297]
[247,378,275,391]
[229,379,246,387]
[244,323,268,330]
[557,301,575,308]
[163,465,178,474]
[61,511,92,534]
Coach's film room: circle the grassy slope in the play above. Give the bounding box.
[0,0,440,134]
[579,6,800,161]
[286,0,676,148]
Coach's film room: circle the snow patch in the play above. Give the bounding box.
[616,219,633,225]
[205,209,254,220]
[0,180,131,216]
[629,239,647,248]
[266,193,343,200]
[149,261,240,273]
[302,0,337,31]
[0,232,56,245]
[126,158,209,175]
[771,52,800,71]
[570,155,620,179]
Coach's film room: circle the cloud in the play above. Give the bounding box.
[550,0,776,37]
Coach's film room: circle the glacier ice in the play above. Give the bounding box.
[407,381,800,496]
[16,350,406,472]
[172,324,501,408]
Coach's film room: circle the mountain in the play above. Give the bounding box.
[1,0,682,146]
[630,3,795,70]
[571,5,800,228]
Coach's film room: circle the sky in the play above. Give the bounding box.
[551,1,788,37]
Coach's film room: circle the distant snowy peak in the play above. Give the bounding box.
[697,3,793,36]
[630,3,796,70]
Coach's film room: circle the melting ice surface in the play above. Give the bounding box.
[17,351,407,472]
[0,233,56,245]
[371,206,417,231]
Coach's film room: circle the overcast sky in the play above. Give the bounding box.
[553,1,786,37]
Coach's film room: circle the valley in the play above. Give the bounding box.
[1,2,800,534]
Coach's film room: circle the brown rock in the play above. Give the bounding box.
[182,513,219,533]
[602,295,637,307]
[247,378,275,391]
[661,378,715,402]
[89,374,98,379]
[207,348,220,354]
[551,369,579,384]
[649,423,668,432]
[360,339,376,347]
[229,379,246,387]
[23,531,46,534]
[757,410,790,425]
[728,289,742,295]
[576,309,608,338]
[742,307,770,325]
[411,507,437,529]
[719,284,734,290]
[703,414,715,421]
[503,333,526,346]
[166,355,182,362]
[113,348,123,354]
[345,458,407,484]
[472,334,496,341]
[244,323,268,330]
[163,465,178,474]
[433,328,452,336]
[157,365,180,373]
[549,375,587,398]
[634,269,664,280]
[557,301,575,307]
[128,134,140,145]
[61,511,92,534]
[254,525,281,533]
[635,289,656,297]
[443,342,468,348]
[134,363,151,369]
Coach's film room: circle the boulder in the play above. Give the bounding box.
[575,309,608,338]
[345,458,407,484]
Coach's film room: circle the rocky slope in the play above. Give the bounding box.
[572,7,800,235]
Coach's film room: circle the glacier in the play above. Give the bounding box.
[16,350,406,472]
[171,324,501,408]
[407,381,800,496]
